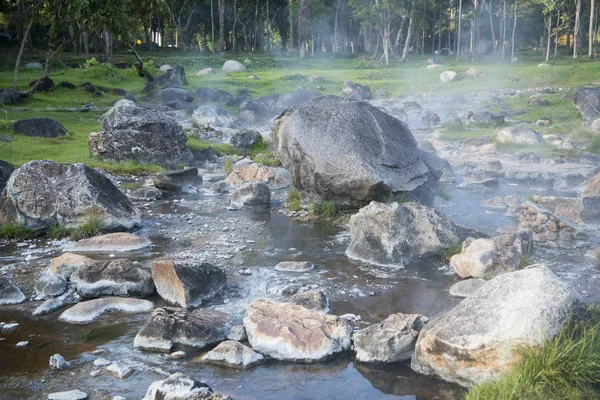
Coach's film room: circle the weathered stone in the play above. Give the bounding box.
[26,62,43,69]
[530,196,584,224]
[11,118,67,138]
[0,160,14,193]
[151,260,226,307]
[271,95,441,204]
[195,87,233,103]
[49,354,71,370]
[448,278,487,298]
[449,231,533,279]
[156,87,194,109]
[47,390,88,400]
[29,76,54,92]
[518,201,588,249]
[528,97,550,106]
[156,65,186,87]
[346,202,460,267]
[243,299,352,362]
[129,186,164,201]
[222,60,247,73]
[49,253,95,279]
[134,307,231,352]
[0,161,140,231]
[275,88,321,110]
[33,297,68,316]
[154,168,199,192]
[59,297,154,323]
[224,162,291,189]
[106,362,135,379]
[202,340,264,368]
[143,373,231,400]
[34,274,67,299]
[0,276,25,305]
[287,289,329,312]
[354,313,428,363]
[196,68,215,76]
[411,266,585,387]
[342,80,371,100]
[573,88,600,120]
[0,89,22,105]
[440,71,458,83]
[227,325,247,341]
[496,125,546,145]
[275,261,314,272]
[67,233,151,252]
[71,259,154,298]
[88,100,193,169]
[230,128,262,150]
[191,105,235,128]
[230,182,270,208]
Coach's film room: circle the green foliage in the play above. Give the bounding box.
[0,224,38,240]
[442,239,462,263]
[186,138,236,156]
[84,57,100,68]
[253,153,281,167]
[224,157,233,175]
[46,219,103,241]
[310,201,342,219]
[466,310,600,400]
[287,188,301,211]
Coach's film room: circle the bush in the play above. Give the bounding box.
[310,201,341,219]
[0,224,38,240]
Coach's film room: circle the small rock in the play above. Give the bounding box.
[49,354,71,370]
[275,261,314,272]
[16,341,29,347]
[202,340,264,368]
[2,322,19,332]
[47,390,89,400]
[93,358,112,367]
[33,298,69,316]
[106,362,135,379]
[227,325,247,342]
[287,289,329,312]
[142,373,229,400]
[169,351,186,359]
[0,277,26,305]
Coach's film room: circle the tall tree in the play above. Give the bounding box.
[219,0,226,51]
[298,0,309,57]
[589,0,596,57]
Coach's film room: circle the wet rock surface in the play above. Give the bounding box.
[70,259,154,298]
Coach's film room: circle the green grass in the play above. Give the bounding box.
[310,201,342,219]
[0,224,38,240]
[442,238,462,262]
[286,188,301,211]
[223,157,233,175]
[466,310,600,400]
[186,137,236,156]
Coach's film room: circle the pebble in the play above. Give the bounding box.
[16,341,29,347]
[93,358,112,367]
[2,323,19,333]
[49,354,71,370]
[168,351,186,359]
[89,369,102,377]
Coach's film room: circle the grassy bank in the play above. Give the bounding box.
[1,49,599,173]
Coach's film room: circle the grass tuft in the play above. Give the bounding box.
[45,219,103,241]
[442,238,462,262]
[0,224,38,240]
[310,201,342,219]
[224,157,234,175]
[286,188,301,211]
[466,309,600,400]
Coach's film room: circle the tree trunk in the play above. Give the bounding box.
[485,0,497,54]
[394,16,407,55]
[574,0,581,58]
[457,0,462,60]
[298,0,309,58]
[511,0,517,59]
[401,1,415,62]
[472,0,478,63]
[545,15,551,63]
[334,0,341,52]
[12,12,35,90]
[219,0,225,52]
[501,0,506,58]
[211,0,216,54]
[554,10,560,58]
[589,0,596,58]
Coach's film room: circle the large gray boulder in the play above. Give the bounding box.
[353,313,428,363]
[0,160,14,193]
[70,259,155,299]
[573,88,600,120]
[243,299,352,362]
[11,118,67,138]
[275,88,321,110]
[230,182,271,208]
[271,95,441,204]
[153,168,199,192]
[134,307,231,352]
[151,260,226,307]
[0,160,140,231]
[411,266,585,387]
[230,128,262,150]
[449,231,533,279]
[156,87,194,109]
[88,100,193,169]
[346,201,460,267]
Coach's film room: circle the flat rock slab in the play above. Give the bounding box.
[33,298,69,316]
[71,259,154,298]
[134,307,231,352]
[59,297,154,324]
[50,253,95,279]
[449,279,487,298]
[47,390,88,400]
[354,313,428,363]
[243,299,352,362]
[0,276,26,305]
[275,261,315,272]
[202,340,264,368]
[142,373,229,400]
[67,233,151,252]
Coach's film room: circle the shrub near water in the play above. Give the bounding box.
[466,310,600,400]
